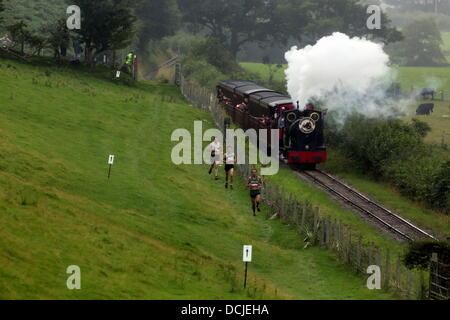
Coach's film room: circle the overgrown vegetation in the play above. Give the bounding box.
[326,115,450,213]
[404,240,450,270]
[386,19,448,66]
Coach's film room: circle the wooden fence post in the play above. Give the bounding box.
[396,253,401,291]
[301,201,307,231]
[320,218,325,246]
[384,248,391,290]
[356,237,362,273]
[418,269,426,300]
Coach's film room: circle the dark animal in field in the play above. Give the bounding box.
[420,88,435,100]
[416,103,434,116]
[70,59,81,66]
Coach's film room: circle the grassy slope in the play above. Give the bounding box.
[0,57,394,300]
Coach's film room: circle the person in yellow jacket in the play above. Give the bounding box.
[125,51,136,74]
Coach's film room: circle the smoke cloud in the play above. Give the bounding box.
[285,32,409,126]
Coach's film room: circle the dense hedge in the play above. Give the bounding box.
[404,241,450,270]
[327,115,450,213]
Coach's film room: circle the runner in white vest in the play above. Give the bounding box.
[208,137,221,180]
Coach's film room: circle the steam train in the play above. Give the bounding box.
[217,80,326,166]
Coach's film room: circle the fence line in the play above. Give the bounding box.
[177,72,427,300]
[410,86,450,102]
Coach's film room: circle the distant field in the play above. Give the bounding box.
[241,62,287,84]
[241,62,450,91]
[442,32,450,62]
[395,67,450,92]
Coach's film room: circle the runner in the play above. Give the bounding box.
[247,168,263,216]
[223,146,236,189]
[208,137,221,180]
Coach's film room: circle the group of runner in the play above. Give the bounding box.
[208,137,262,216]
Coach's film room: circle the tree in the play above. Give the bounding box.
[190,38,241,74]
[286,0,402,44]
[42,19,71,61]
[385,0,450,15]
[178,0,278,58]
[135,0,181,53]
[387,19,447,66]
[0,0,4,26]
[262,55,282,86]
[27,34,46,56]
[178,0,402,58]
[71,0,137,66]
[6,21,32,54]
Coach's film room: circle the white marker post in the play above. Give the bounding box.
[116,71,121,79]
[108,155,115,179]
[243,245,252,288]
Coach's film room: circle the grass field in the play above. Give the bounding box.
[0,56,398,299]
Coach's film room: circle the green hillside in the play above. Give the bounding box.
[0,56,396,299]
[0,0,67,32]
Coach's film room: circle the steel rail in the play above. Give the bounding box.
[315,170,437,241]
[297,170,426,242]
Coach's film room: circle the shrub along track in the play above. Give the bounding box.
[294,168,437,242]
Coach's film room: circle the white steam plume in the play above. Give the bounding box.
[285,32,409,125]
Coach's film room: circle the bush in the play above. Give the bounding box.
[181,55,224,89]
[430,161,450,212]
[190,38,242,75]
[328,116,449,213]
[337,116,422,174]
[404,241,450,270]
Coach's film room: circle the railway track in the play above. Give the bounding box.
[144,56,179,80]
[295,169,437,242]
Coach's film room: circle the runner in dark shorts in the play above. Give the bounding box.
[247,168,263,216]
[224,147,236,189]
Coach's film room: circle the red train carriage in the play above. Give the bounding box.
[217,80,327,167]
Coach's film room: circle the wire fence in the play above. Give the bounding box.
[410,87,450,102]
[178,70,429,300]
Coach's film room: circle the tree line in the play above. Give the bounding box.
[0,0,403,66]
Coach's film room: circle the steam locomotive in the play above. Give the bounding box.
[217,80,326,167]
